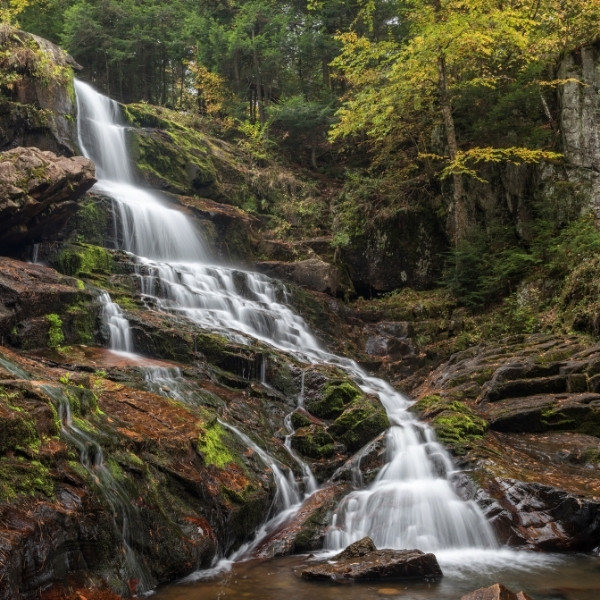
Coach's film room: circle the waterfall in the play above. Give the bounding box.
[40,383,153,593]
[74,79,497,560]
[99,291,134,353]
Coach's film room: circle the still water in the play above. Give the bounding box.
[151,551,599,600]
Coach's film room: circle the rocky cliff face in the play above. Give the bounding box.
[412,334,600,551]
[0,26,81,155]
[558,42,600,217]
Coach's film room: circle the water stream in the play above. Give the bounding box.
[39,383,153,592]
[73,80,588,596]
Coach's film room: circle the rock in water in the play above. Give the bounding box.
[460,583,533,600]
[300,536,443,582]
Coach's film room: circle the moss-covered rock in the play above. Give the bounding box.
[290,409,311,429]
[56,242,113,277]
[124,104,220,198]
[411,395,488,454]
[291,425,335,459]
[0,26,81,154]
[307,380,362,420]
[328,396,390,452]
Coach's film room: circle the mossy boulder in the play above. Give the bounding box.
[0,26,81,154]
[291,425,336,459]
[124,104,220,198]
[56,242,113,277]
[411,394,488,454]
[307,380,362,420]
[290,409,311,429]
[328,396,390,452]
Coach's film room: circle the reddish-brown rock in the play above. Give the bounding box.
[0,147,96,250]
[460,582,533,600]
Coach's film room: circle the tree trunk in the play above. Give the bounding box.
[437,52,468,244]
[251,28,265,124]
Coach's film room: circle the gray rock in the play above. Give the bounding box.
[256,258,339,295]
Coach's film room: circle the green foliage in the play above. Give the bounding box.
[46,313,64,349]
[443,226,539,309]
[0,0,31,25]
[236,119,274,163]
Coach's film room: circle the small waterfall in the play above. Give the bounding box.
[74,80,497,564]
[283,372,318,496]
[31,243,39,264]
[40,383,153,593]
[0,355,33,379]
[220,420,303,560]
[99,292,134,354]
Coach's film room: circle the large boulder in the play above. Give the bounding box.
[256,258,340,296]
[0,147,96,251]
[300,537,443,582]
[0,26,82,154]
[0,256,96,349]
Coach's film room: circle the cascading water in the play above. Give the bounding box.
[39,383,153,592]
[74,79,497,565]
[99,291,134,353]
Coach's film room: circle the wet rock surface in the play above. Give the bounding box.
[0,256,96,348]
[0,147,96,251]
[460,583,532,600]
[414,334,600,551]
[256,258,340,296]
[300,536,443,582]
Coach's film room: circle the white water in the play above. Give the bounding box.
[74,80,498,562]
[40,383,153,593]
[99,291,135,353]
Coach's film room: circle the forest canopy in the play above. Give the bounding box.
[4,0,600,249]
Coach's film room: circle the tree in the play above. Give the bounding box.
[0,0,31,24]
[330,0,598,243]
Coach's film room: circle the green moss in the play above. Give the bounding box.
[308,380,362,420]
[291,425,335,458]
[56,243,113,277]
[291,410,311,429]
[0,456,54,501]
[328,397,390,451]
[411,394,447,416]
[130,125,217,196]
[432,409,488,453]
[106,457,125,481]
[65,301,96,344]
[46,313,64,349]
[197,422,235,468]
[68,459,89,480]
[0,409,38,454]
[73,198,110,246]
[580,448,600,465]
[411,395,488,455]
